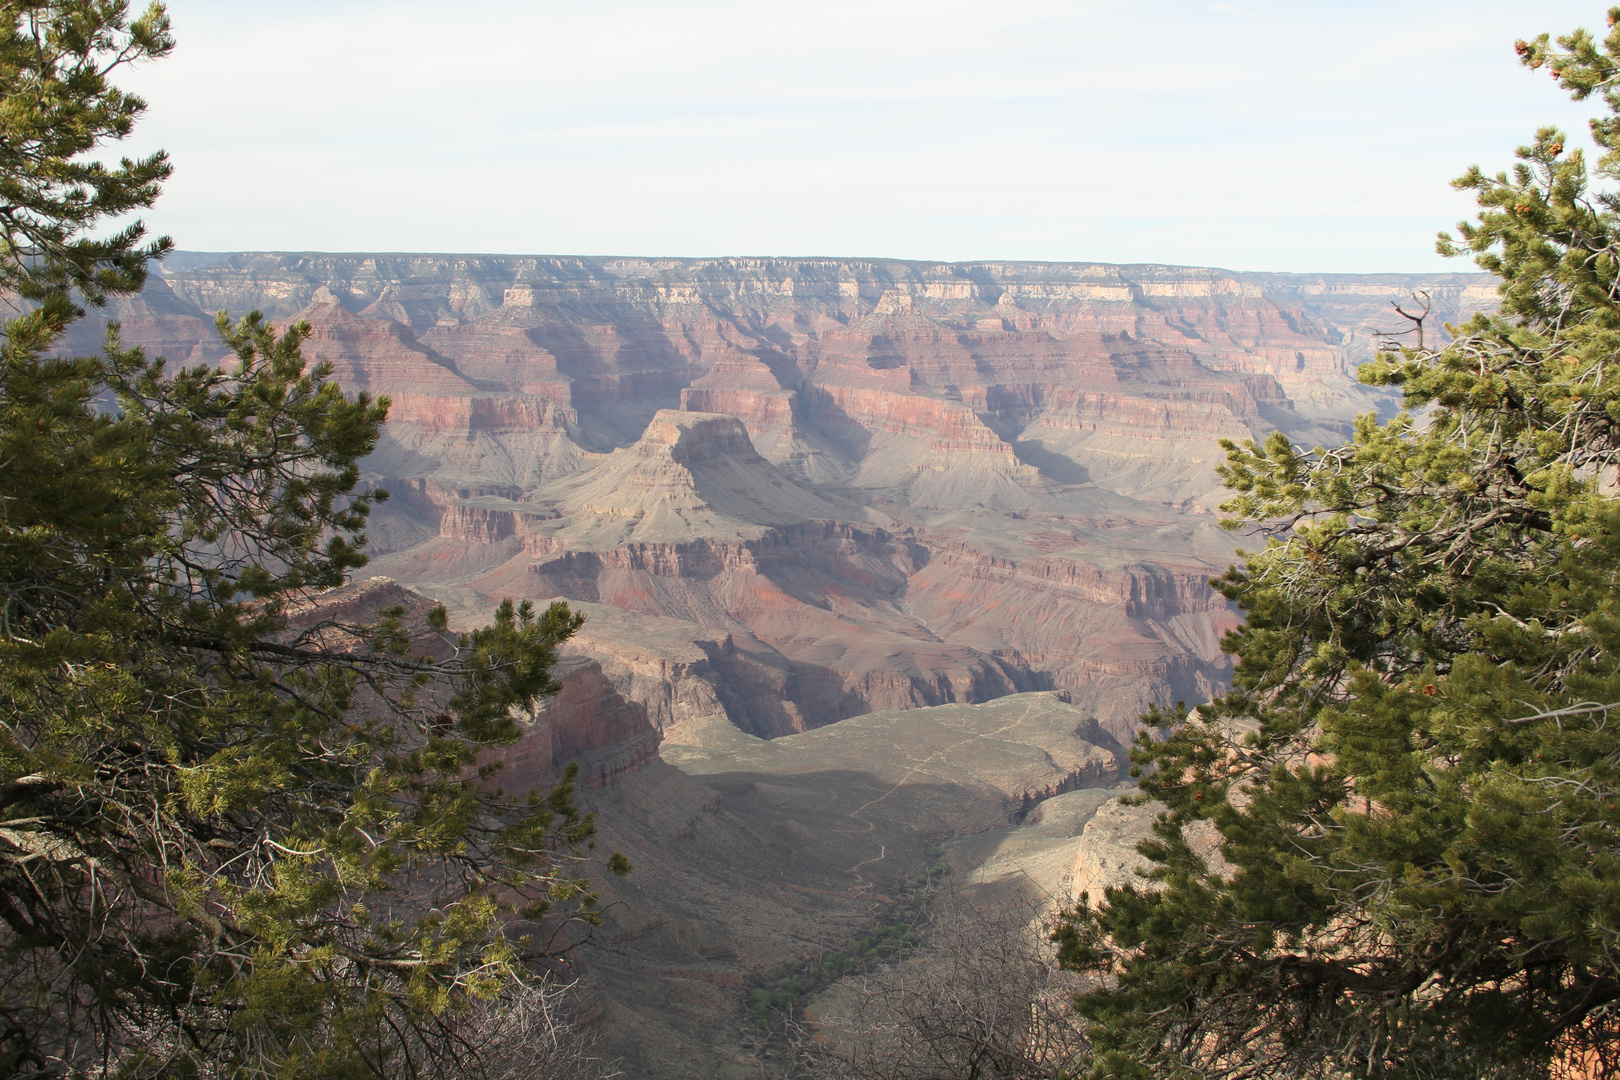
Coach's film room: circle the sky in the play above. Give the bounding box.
[118,0,1612,273]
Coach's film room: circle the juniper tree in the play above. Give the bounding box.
[0,4,624,1078]
[1055,12,1620,1080]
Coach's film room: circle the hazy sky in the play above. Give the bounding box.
[121,1,1609,272]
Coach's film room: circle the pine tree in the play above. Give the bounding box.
[0,4,625,1077]
[0,0,173,305]
[1054,11,1620,1080]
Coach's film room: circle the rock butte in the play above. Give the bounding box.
[87,253,1497,1076]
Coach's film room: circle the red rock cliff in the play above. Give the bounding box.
[480,655,662,794]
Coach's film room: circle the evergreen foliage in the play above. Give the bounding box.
[0,0,172,304]
[1054,11,1620,1080]
[0,4,625,1077]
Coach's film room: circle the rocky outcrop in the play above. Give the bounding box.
[480,655,662,793]
[509,410,856,549]
[1063,794,1230,901]
[275,579,661,793]
[439,503,516,543]
[679,353,800,443]
[1067,796,1160,900]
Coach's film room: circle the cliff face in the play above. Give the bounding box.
[481,655,662,793]
[84,252,1495,746]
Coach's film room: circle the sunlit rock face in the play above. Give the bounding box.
[79,252,1494,748]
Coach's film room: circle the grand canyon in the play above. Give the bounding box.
[80,253,1493,1076]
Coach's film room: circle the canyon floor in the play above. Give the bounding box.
[575,689,1145,1079]
[82,252,1494,1075]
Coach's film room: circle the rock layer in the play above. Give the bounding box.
[481,655,663,793]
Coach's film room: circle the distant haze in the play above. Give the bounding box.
[124,0,1601,273]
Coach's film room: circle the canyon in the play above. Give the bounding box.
[76,253,1493,752]
[80,253,1496,1075]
